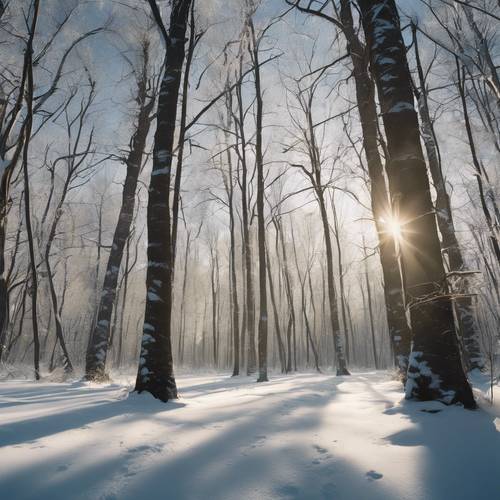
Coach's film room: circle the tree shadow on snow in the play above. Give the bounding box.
[383,400,500,500]
[0,383,184,447]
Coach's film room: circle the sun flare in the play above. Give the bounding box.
[380,216,403,241]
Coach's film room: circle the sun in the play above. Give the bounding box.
[386,218,402,240]
[380,216,403,241]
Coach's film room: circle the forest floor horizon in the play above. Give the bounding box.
[0,370,499,500]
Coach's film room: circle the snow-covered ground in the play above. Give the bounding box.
[0,371,498,500]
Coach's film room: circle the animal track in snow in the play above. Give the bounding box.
[366,470,383,480]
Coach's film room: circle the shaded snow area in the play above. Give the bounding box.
[0,372,499,500]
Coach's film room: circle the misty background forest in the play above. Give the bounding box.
[0,1,499,499]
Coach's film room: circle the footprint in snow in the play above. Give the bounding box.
[366,470,383,481]
[56,464,70,472]
[127,443,164,455]
[312,444,332,465]
[249,435,267,449]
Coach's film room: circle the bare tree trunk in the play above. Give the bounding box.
[240,236,247,370]
[359,0,475,407]
[275,217,296,372]
[210,244,218,368]
[86,41,154,380]
[317,190,349,375]
[246,17,269,383]
[135,0,192,402]
[363,238,378,370]
[235,55,257,375]
[177,230,191,365]
[331,191,352,363]
[22,0,41,380]
[224,131,240,376]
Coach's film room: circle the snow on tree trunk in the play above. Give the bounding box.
[85,44,154,381]
[359,0,475,408]
[135,0,192,402]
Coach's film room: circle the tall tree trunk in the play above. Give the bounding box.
[275,217,296,372]
[235,55,257,376]
[210,245,218,368]
[363,238,379,369]
[359,0,475,407]
[135,0,192,402]
[87,41,154,380]
[177,230,191,366]
[331,191,352,363]
[247,17,268,383]
[224,129,241,376]
[240,236,247,370]
[317,192,349,375]
[22,0,41,380]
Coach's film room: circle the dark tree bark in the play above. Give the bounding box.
[358,0,475,407]
[135,0,192,402]
[86,40,155,381]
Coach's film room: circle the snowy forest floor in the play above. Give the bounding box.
[0,371,499,500]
